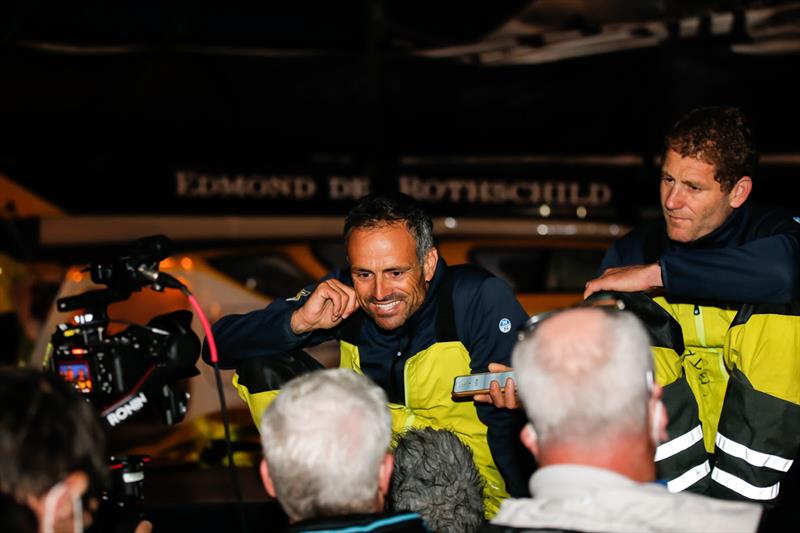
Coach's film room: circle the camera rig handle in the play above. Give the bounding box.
[57,287,132,315]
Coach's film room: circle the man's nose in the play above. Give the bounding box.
[664,186,683,210]
[373,277,389,301]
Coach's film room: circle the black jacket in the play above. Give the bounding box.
[284,512,430,532]
[600,204,800,303]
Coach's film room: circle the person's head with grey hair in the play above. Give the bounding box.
[389,427,484,533]
[344,192,435,265]
[259,368,394,523]
[512,307,666,481]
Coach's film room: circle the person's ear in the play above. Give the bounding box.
[260,459,277,498]
[29,471,89,532]
[520,423,540,458]
[377,453,394,498]
[62,471,89,501]
[423,247,439,282]
[649,384,669,446]
[728,176,752,209]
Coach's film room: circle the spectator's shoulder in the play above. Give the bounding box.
[480,522,581,533]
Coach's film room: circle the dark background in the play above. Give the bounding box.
[1,0,799,222]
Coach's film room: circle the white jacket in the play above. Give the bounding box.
[491,464,762,533]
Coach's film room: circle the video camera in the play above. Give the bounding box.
[48,235,200,429]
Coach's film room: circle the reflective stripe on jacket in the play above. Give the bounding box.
[629,294,800,503]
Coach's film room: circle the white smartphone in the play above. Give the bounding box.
[452,371,516,399]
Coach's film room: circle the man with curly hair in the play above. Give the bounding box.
[585,107,800,505]
[389,428,485,533]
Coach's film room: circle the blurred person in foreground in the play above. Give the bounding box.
[584,106,800,503]
[389,427,484,533]
[259,368,428,532]
[486,307,762,533]
[0,367,152,533]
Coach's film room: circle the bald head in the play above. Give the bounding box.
[513,308,653,447]
[531,308,612,377]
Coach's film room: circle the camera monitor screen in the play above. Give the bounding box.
[58,361,93,394]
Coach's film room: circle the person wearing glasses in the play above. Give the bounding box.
[584,107,800,505]
[485,307,762,533]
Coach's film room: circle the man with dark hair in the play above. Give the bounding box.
[344,194,435,270]
[585,106,797,301]
[585,106,800,504]
[390,428,485,533]
[207,192,534,515]
[0,367,109,532]
[664,106,758,195]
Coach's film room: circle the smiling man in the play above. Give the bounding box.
[208,193,534,516]
[584,107,800,506]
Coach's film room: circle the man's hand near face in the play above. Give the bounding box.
[290,279,360,334]
[583,263,663,300]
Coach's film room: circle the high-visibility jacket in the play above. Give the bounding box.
[205,259,535,517]
[599,204,800,504]
[646,297,800,503]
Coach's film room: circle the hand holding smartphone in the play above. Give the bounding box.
[452,370,516,399]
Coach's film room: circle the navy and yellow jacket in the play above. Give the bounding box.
[601,203,800,303]
[599,203,800,503]
[205,258,535,515]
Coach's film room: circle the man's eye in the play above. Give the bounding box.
[390,271,403,277]
[355,272,371,279]
[662,176,674,183]
[689,185,701,191]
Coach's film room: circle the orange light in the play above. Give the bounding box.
[71,348,88,355]
[70,271,83,283]
[180,257,193,270]
[160,257,175,269]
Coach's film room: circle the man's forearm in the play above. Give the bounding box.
[584,263,663,299]
[204,302,308,369]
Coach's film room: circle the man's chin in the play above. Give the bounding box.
[368,312,406,331]
[667,230,690,242]
[666,224,693,243]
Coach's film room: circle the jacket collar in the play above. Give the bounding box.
[670,202,750,251]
